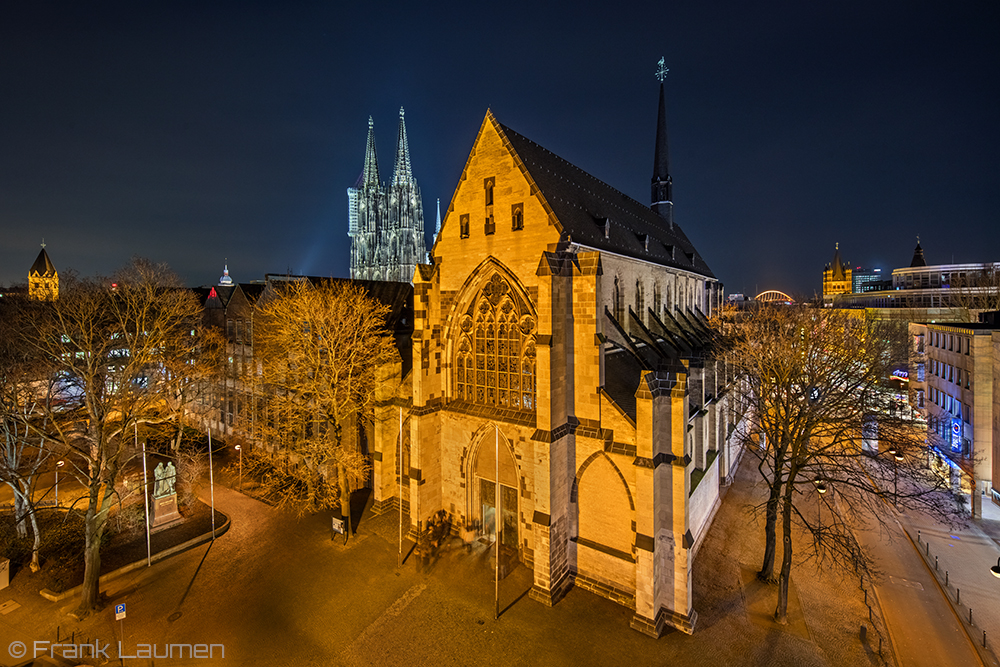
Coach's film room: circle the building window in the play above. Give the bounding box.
[915,334,925,354]
[635,281,644,323]
[484,177,495,206]
[653,283,661,320]
[460,214,470,239]
[454,273,536,411]
[916,363,925,382]
[613,276,624,322]
[484,177,495,235]
[916,389,924,408]
[511,203,524,231]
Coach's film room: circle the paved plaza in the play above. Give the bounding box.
[1,458,992,666]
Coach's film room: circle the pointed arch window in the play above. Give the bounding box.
[455,273,536,411]
[511,203,524,231]
[613,276,624,322]
[635,281,644,324]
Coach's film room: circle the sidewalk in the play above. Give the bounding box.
[896,494,1000,667]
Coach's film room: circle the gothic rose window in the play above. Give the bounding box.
[455,273,536,410]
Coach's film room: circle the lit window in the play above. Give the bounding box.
[460,214,470,239]
[454,273,536,411]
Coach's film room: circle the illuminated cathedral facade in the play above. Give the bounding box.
[348,108,427,283]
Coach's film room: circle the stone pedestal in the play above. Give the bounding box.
[151,493,182,531]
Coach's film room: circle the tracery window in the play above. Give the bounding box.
[635,281,644,324]
[613,276,623,322]
[455,273,536,410]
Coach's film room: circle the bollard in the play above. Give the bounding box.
[946,571,949,586]
[935,555,938,571]
[918,529,921,542]
[970,608,973,626]
[984,631,987,648]
[957,588,961,605]
[860,625,867,643]
[926,542,929,556]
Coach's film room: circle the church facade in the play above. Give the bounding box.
[368,77,742,636]
[348,108,427,283]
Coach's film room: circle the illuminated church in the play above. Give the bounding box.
[28,243,58,301]
[366,61,743,636]
[348,108,427,282]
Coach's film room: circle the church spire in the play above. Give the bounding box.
[910,236,927,267]
[392,107,413,187]
[651,57,673,227]
[361,116,380,188]
[434,198,442,240]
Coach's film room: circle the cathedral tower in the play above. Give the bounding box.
[348,108,427,282]
[28,242,58,301]
[822,243,852,306]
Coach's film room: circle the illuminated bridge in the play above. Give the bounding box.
[755,290,795,304]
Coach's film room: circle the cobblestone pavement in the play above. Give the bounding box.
[1,458,971,667]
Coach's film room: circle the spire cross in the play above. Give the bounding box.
[41,238,46,249]
[655,57,669,82]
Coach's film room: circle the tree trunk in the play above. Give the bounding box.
[28,500,41,572]
[338,463,351,539]
[758,479,782,582]
[78,505,104,613]
[12,491,28,538]
[78,474,112,614]
[774,478,795,624]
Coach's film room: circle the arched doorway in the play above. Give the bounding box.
[470,428,519,555]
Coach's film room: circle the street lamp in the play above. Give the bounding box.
[55,459,65,507]
[814,479,827,543]
[888,447,903,508]
[234,445,243,492]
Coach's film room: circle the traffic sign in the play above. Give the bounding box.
[115,603,126,621]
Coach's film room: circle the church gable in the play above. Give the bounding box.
[434,112,561,293]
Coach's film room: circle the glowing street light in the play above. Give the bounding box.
[234,445,243,492]
[55,459,65,507]
[888,447,904,508]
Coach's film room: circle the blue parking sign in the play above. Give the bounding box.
[115,603,126,621]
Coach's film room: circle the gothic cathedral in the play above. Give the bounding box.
[348,108,427,282]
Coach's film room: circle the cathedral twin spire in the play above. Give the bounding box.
[348,108,427,283]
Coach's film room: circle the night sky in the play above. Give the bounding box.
[2,1,998,299]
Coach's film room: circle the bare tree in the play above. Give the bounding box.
[251,279,398,528]
[23,258,207,614]
[719,305,959,624]
[0,294,55,571]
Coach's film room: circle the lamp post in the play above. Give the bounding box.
[814,479,828,543]
[54,459,64,507]
[888,447,903,508]
[234,445,243,492]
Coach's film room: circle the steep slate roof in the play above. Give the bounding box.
[30,248,56,276]
[495,116,715,279]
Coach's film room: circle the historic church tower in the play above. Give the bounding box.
[348,108,427,282]
[822,243,852,306]
[28,243,58,301]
